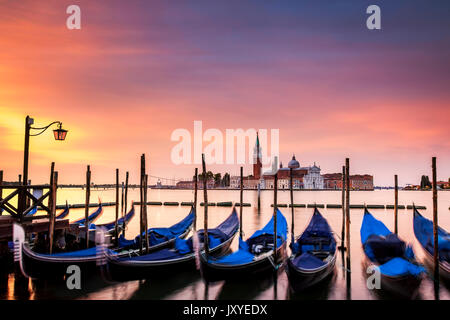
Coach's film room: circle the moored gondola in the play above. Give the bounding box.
[116,206,194,252]
[71,202,104,226]
[199,209,287,281]
[14,207,195,279]
[286,208,336,292]
[104,208,239,281]
[360,208,425,297]
[90,204,136,234]
[55,202,70,220]
[14,223,108,279]
[413,206,450,282]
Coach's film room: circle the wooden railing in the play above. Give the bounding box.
[0,168,58,224]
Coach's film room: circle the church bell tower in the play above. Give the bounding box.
[253,132,262,179]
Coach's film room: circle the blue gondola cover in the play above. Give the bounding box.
[361,209,425,277]
[414,208,450,262]
[208,209,287,265]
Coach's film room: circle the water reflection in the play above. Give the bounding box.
[129,271,200,300]
[217,273,274,300]
[289,270,336,300]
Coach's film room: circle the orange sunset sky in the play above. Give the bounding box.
[0,1,449,186]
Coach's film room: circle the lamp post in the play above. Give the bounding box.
[19,115,68,216]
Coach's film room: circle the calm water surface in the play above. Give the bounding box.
[1,189,449,300]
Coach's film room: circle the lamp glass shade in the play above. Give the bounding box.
[53,128,68,141]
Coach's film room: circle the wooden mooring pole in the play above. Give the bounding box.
[239,166,244,239]
[339,165,346,250]
[121,181,124,217]
[115,169,119,247]
[194,168,198,231]
[139,155,145,254]
[85,165,91,249]
[144,174,149,253]
[202,154,209,256]
[48,162,55,211]
[48,171,58,254]
[123,171,129,237]
[290,167,294,245]
[345,158,351,271]
[432,157,439,283]
[0,170,3,216]
[48,162,55,250]
[257,183,261,214]
[273,172,278,263]
[394,175,398,235]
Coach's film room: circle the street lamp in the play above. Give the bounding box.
[20,115,68,214]
[52,123,68,141]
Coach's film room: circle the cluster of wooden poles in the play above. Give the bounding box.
[79,154,151,254]
[56,163,132,252]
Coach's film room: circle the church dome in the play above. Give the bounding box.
[288,155,300,169]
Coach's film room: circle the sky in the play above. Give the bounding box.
[0,0,449,186]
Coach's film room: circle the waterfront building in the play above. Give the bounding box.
[322,173,374,190]
[176,179,215,189]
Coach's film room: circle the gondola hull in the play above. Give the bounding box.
[20,218,192,280]
[106,232,237,281]
[286,252,336,292]
[360,209,425,298]
[21,244,99,279]
[199,209,288,281]
[413,208,450,283]
[420,246,450,283]
[199,243,286,281]
[361,257,423,298]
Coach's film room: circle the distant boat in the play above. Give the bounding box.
[286,208,336,292]
[104,208,239,281]
[199,209,287,281]
[360,208,425,297]
[413,206,450,282]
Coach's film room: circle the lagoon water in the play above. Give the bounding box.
[1,189,449,300]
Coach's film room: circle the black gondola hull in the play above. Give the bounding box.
[21,245,99,280]
[361,257,423,299]
[286,253,336,292]
[420,246,450,284]
[199,243,286,281]
[105,233,236,281]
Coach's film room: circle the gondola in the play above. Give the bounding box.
[55,202,70,220]
[199,209,287,281]
[413,206,450,282]
[68,202,104,242]
[14,224,108,279]
[25,207,38,216]
[24,202,68,219]
[14,207,195,279]
[116,206,195,252]
[71,202,104,226]
[91,204,136,234]
[360,208,425,297]
[286,208,336,292]
[104,208,239,281]
[78,205,137,242]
